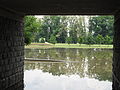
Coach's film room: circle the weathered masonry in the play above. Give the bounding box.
[0,0,120,90]
[0,9,24,90]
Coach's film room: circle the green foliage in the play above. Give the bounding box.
[40,16,65,42]
[104,35,112,44]
[69,30,78,44]
[86,34,95,45]
[40,37,45,43]
[38,16,86,44]
[96,34,104,44]
[56,16,68,43]
[68,16,86,44]
[24,34,32,45]
[78,37,84,45]
[24,15,113,45]
[66,37,72,44]
[89,16,114,37]
[33,20,42,42]
[49,35,57,44]
[24,16,40,45]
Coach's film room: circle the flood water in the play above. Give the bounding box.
[24,48,113,90]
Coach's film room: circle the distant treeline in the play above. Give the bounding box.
[24,15,114,45]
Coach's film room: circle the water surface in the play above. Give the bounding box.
[24,48,112,90]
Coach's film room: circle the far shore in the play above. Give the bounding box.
[25,43,113,49]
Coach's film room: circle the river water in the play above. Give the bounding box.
[24,48,112,90]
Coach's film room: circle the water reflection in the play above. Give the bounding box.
[24,48,112,90]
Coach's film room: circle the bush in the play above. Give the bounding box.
[78,37,84,45]
[66,37,72,44]
[49,35,57,44]
[104,35,112,44]
[96,34,104,44]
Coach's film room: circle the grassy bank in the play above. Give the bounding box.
[25,43,113,49]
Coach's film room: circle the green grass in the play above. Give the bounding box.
[25,43,113,49]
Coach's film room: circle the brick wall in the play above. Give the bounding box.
[0,16,24,90]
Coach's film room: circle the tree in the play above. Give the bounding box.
[96,34,104,44]
[78,37,84,45]
[89,16,114,38]
[24,16,39,45]
[40,16,62,42]
[32,16,87,44]
[77,16,87,37]
[56,16,68,43]
[49,35,57,44]
[33,19,42,42]
[24,15,113,45]
[86,34,95,45]
[68,17,78,44]
[67,16,87,44]
[104,35,112,44]
[66,37,72,44]
[69,30,78,44]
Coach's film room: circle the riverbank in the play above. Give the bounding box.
[25,43,113,49]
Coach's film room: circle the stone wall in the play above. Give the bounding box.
[0,16,24,90]
[113,13,120,90]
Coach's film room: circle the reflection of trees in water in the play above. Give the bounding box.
[87,49,112,81]
[24,48,112,81]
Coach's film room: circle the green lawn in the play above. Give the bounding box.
[25,43,113,49]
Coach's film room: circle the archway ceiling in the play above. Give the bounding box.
[0,0,120,15]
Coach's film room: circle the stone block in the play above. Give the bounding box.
[0,16,24,90]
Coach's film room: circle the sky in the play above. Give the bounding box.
[35,15,44,19]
